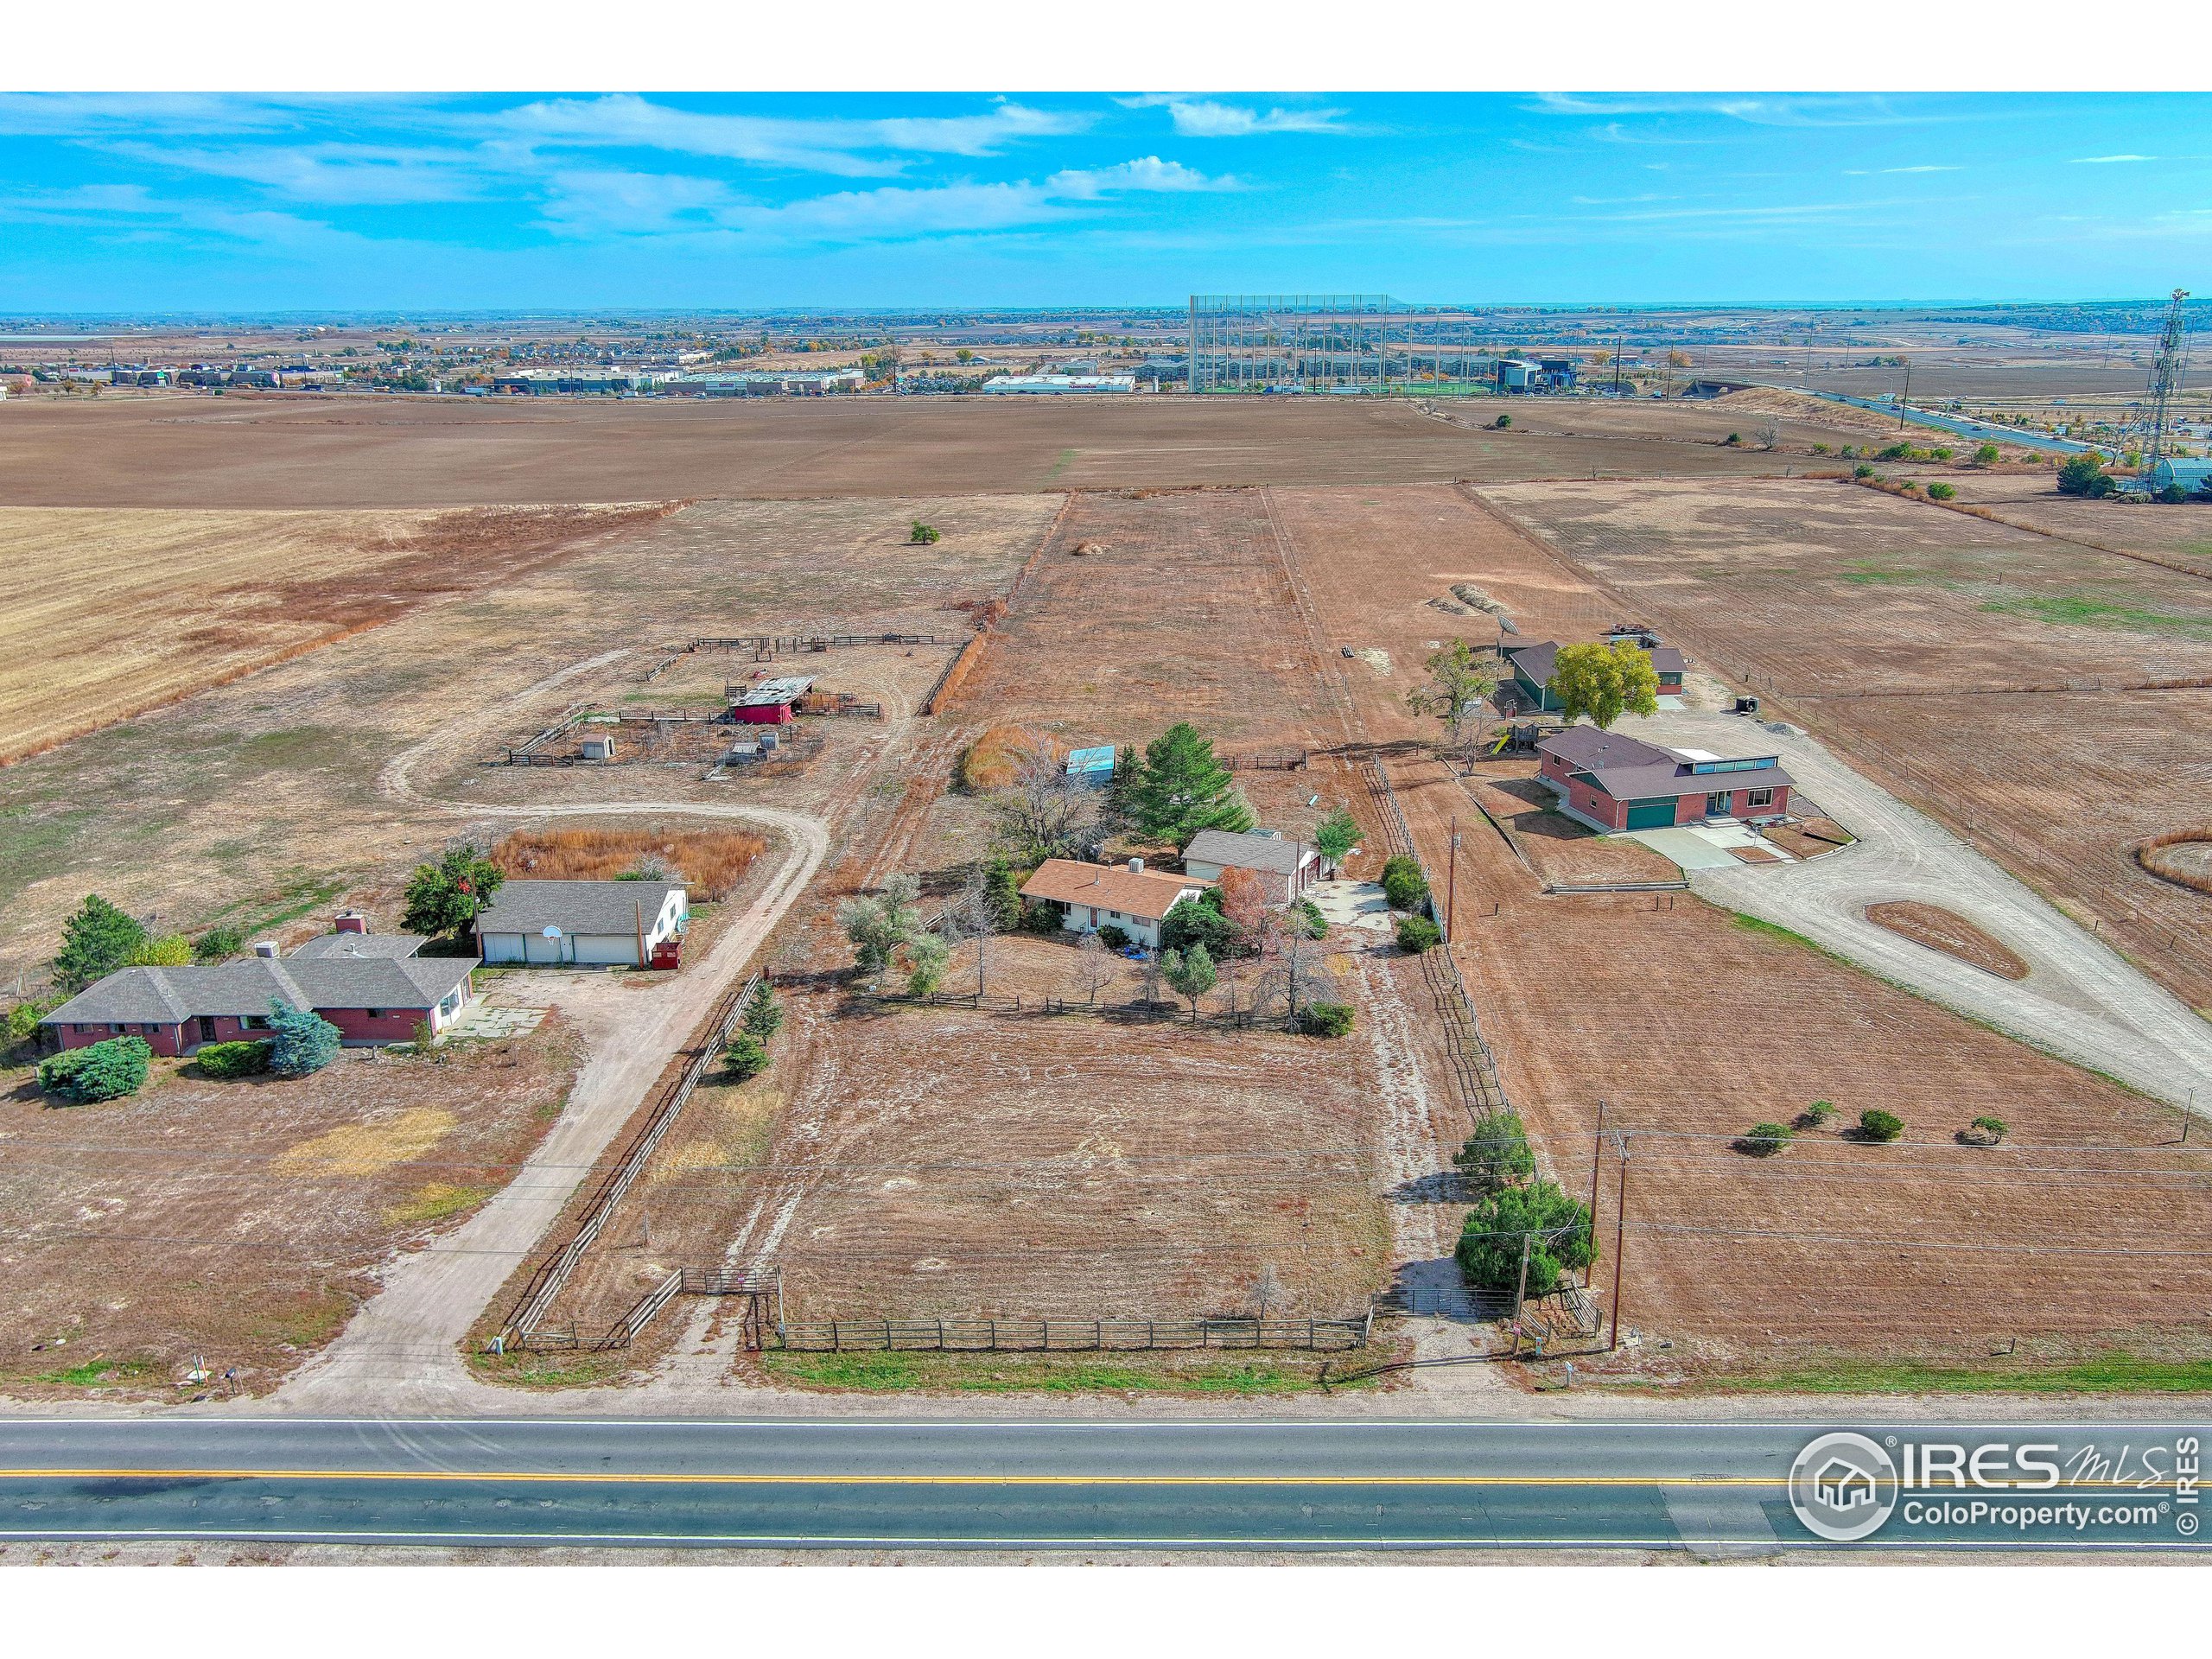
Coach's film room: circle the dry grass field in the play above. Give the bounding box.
[0,492,1053,987]
[0,392,1853,510]
[0,1025,582,1398]
[1476,476,2212,1006]
[1267,480,2212,1357]
[0,503,668,763]
[1942,475,2212,581]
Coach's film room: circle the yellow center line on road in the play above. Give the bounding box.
[0,1467,2182,1491]
[5,1467,1767,1488]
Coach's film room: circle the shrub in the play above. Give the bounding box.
[1973,442,2001,466]
[124,932,194,968]
[268,999,341,1077]
[1724,431,1742,446]
[2056,453,2114,499]
[1160,896,1249,959]
[724,1033,770,1081]
[1858,1108,1905,1143]
[1853,463,1876,479]
[1396,915,1442,953]
[194,926,245,963]
[1295,1001,1355,1038]
[194,1039,271,1079]
[1018,899,1064,935]
[2158,485,2190,505]
[4,995,59,1052]
[1931,447,1955,462]
[1290,897,1328,940]
[1798,1099,1835,1129]
[1096,924,1131,952]
[1379,855,1430,914]
[910,521,941,543]
[1492,413,1510,429]
[1455,1180,1593,1298]
[1738,1122,1793,1157]
[1810,442,1830,455]
[1453,1109,1535,1193]
[39,1036,150,1103]
[1963,1114,2008,1146]
[1926,482,1956,501]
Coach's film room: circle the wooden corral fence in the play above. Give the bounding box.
[778,1314,1371,1353]
[1359,754,1513,1125]
[493,970,766,1353]
[869,986,1286,1031]
[645,631,944,680]
[1222,747,1310,772]
[922,493,1074,716]
[504,703,589,765]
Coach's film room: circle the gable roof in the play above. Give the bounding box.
[1512,638,1686,683]
[1182,829,1318,876]
[474,880,684,938]
[42,954,476,1027]
[289,931,429,961]
[1018,859,1205,921]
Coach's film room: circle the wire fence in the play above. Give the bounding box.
[777,1314,1371,1353]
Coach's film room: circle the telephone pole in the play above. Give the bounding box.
[1586,1100,1607,1288]
[1510,1228,1534,1354]
[1607,1135,1630,1351]
[1898,360,1910,429]
[1446,816,1460,943]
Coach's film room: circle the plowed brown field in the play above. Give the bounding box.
[1265,481,2212,1358]
[0,393,1837,510]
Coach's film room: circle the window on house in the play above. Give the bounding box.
[365,1009,385,1020]
[1746,787,1775,809]
[242,1015,269,1031]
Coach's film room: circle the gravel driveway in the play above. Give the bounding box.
[1627,709,2212,1113]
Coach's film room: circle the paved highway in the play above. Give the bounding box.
[2,1418,2206,1552]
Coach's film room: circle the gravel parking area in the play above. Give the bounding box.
[1628,709,2212,1111]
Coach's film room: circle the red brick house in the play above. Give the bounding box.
[1535,727,1793,832]
[41,918,478,1056]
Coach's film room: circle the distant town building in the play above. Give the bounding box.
[979,373,1137,395]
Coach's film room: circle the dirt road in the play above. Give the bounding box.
[278,658,832,1412]
[1637,710,2212,1112]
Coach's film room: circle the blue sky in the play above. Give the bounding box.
[3,92,2211,311]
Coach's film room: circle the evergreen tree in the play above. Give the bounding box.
[741,980,783,1042]
[268,999,341,1077]
[52,895,147,994]
[1125,722,1253,847]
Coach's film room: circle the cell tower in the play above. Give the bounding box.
[2132,287,2191,474]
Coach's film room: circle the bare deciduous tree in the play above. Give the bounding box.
[985,731,1096,863]
[1254,910,1332,1025]
[1071,930,1113,1006]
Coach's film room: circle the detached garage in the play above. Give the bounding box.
[475,880,690,969]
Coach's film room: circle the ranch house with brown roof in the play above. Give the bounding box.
[1018,858,1208,948]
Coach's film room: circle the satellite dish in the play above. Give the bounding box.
[542,925,562,939]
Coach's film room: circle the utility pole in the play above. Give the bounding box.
[1898,359,1910,429]
[1510,1228,1534,1354]
[1446,816,1460,944]
[1611,334,1624,398]
[1586,1100,1607,1288]
[1607,1135,1630,1351]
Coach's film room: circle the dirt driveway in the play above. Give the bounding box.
[1630,709,2212,1112]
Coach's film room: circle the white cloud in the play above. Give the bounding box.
[101,141,497,205]
[1046,156,1230,196]
[1529,92,1928,128]
[1121,95,1349,137]
[2071,153,2157,163]
[537,155,1230,245]
[484,94,1088,176]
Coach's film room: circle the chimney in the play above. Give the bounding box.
[334,909,369,934]
[1127,856,1144,874]
[251,940,280,958]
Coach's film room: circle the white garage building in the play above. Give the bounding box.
[474,879,690,969]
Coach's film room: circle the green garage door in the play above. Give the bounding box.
[1624,799,1676,830]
